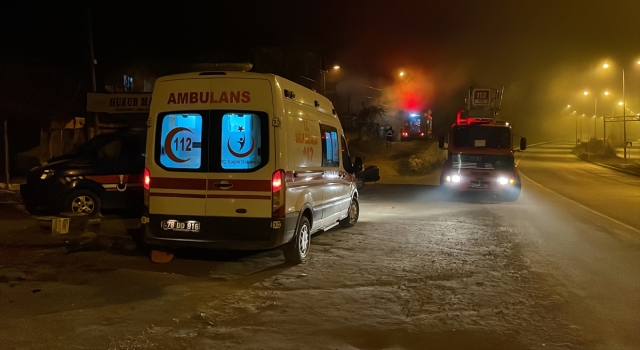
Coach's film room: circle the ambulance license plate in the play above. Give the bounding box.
[161,220,201,232]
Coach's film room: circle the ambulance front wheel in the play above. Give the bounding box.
[339,196,359,228]
[283,215,311,264]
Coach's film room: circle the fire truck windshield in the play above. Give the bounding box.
[453,126,510,149]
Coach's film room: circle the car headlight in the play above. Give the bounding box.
[451,175,461,183]
[498,177,515,185]
[40,170,54,180]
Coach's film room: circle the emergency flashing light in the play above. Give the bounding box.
[409,113,420,117]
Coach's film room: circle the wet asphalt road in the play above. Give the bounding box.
[1,142,639,350]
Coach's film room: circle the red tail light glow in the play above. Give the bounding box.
[272,170,285,218]
[272,170,283,192]
[144,168,150,190]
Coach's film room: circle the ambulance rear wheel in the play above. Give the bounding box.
[339,197,359,228]
[284,216,311,264]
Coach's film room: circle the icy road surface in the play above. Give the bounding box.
[0,141,639,350]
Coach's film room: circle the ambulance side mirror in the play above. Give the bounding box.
[520,137,527,151]
[354,157,363,173]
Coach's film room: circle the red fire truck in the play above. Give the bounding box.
[400,110,433,141]
[438,88,526,201]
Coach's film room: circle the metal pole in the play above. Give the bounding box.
[594,96,597,139]
[604,116,607,145]
[623,69,626,159]
[579,116,582,142]
[87,4,99,137]
[4,119,10,188]
[323,70,326,96]
[575,114,578,145]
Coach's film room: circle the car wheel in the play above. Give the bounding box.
[339,196,359,228]
[283,215,311,264]
[356,177,365,189]
[64,190,101,216]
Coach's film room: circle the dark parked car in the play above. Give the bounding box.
[355,165,380,189]
[20,129,146,216]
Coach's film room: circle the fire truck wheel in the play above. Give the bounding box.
[339,196,359,228]
[503,181,522,202]
[503,189,520,202]
[283,215,311,264]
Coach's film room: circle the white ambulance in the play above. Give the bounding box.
[141,69,362,264]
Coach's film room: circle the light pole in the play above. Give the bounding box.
[573,110,578,145]
[319,65,340,96]
[603,63,627,158]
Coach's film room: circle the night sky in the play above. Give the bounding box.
[2,0,639,142]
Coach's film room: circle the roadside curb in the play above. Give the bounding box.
[575,155,640,177]
[528,141,640,177]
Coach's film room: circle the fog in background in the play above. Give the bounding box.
[3,0,639,144]
[327,0,640,142]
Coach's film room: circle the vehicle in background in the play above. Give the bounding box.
[355,164,380,189]
[142,69,362,264]
[400,110,433,141]
[20,129,146,216]
[438,87,526,201]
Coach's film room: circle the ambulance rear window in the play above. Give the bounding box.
[220,113,263,170]
[158,113,204,170]
[154,110,268,173]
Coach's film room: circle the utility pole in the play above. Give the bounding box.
[4,119,9,188]
[594,97,597,139]
[622,69,627,159]
[87,4,99,138]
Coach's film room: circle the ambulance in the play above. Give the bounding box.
[141,69,362,264]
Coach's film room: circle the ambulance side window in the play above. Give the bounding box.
[341,136,352,171]
[320,124,339,167]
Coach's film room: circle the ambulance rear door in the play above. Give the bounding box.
[204,78,275,238]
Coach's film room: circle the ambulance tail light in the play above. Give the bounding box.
[144,168,151,190]
[143,168,150,207]
[272,169,285,218]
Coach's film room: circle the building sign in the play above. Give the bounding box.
[86,93,152,113]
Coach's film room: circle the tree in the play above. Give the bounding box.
[356,104,387,139]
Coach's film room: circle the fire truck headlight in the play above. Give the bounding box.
[498,177,509,185]
[451,175,461,183]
